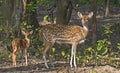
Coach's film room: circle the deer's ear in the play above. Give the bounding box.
[77,12,82,18]
[21,30,26,35]
[30,30,33,34]
[88,12,93,18]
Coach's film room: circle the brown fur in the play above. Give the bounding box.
[39,12,93,68]
[12,30,33,67]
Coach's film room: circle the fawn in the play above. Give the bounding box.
[39,12,93,68]
[12,30,33,67]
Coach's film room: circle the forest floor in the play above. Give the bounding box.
[0,6,120,73]
[0,58,120,73]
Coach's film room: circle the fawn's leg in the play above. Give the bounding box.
[25,48,28,66]
[43,41,54,68]
[12,47,17,67]
[19,48,24,66]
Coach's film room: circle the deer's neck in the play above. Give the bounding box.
[25,36,30,44]
[83,24,88,31]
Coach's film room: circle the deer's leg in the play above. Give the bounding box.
[73,43,77,68]
[12,47,17,67]
[70,43,77,67]
[43,41,54,68]
[25,48,28,66]
[70,44,74,67]
[21,48,24,66]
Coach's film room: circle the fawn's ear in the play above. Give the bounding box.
[77,12,83,18]
[21,30,26,35]
[88,12,93,18]
[30,30,33,34]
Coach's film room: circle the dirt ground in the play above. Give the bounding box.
[0,58,120,73]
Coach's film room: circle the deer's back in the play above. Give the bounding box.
[12,38,22,49]
[40,24,88,43]
[21,39,30,49]
[12,38,30,49]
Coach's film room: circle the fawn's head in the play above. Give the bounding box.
[21,30,33,38]
[77,12,93,25]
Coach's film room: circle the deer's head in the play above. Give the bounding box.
[77,12,93,25]
[21,30,33,38]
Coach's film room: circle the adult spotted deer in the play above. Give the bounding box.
[39,12,93,68]
[12,30,33,67]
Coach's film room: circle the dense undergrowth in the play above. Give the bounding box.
[0,22,120,68]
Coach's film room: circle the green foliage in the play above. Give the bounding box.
[117,43,120,50]
[78,0,93,5]
[0,25,4,31]
[111,0,120,7]
[36,0,54,5]
[96,39,111,55]
[80,39,111,64]
[95,39,111,56]
[44,15,51,21]
[52,47,56,53]
[103,24,113,35]
[61,51,65,57]
[0,0,2,6]
[27,2,37,12]
[21,21,34,30]
[111,23,120,32]
[0,49,9,59]
[108,57,115,63]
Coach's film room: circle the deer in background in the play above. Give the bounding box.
[12,30,33,67]
[39,12,93,68]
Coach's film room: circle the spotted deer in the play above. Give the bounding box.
[39,12,93,68]
[12,30,33,67]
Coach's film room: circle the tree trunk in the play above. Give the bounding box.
[105,0,109,17]
[11,0,22,25]
[1,0,24,37]
[1,0,13,26]
[21,0,27,21]
[11,0,23,37]
[1,0,14,39]
[56,0,72,25]
[92,0,97,44]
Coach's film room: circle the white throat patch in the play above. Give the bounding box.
[25,36,30,44]
[83,25,88,31]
